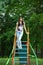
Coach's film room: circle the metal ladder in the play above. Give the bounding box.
[12,32,30,65]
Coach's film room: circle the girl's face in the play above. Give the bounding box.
[19,17,23,22]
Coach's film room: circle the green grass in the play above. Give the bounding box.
[38,58,43,65]
[0,58,43,65]
[0,58,19,65]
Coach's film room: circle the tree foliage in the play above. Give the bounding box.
[0,0,43,57]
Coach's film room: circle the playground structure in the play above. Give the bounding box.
[6,28,38,65]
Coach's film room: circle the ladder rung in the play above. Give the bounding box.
[15,61,27,63]
[22,45,27,46]
[15,52,27,54]
[16,45,27,47]
[14,57,27,58]
[22,41,27,42]
[16,48,27,50]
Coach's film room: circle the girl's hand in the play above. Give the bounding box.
[26,32,29,35]
[14,33,16,36]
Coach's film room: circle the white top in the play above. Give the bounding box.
[18,25,23,31]
[16,22,24,32]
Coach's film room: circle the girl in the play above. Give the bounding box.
[15,16,29,49]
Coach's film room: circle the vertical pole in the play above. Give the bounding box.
[27,28,30,65]
[12,52,14,65]
[12,35,16,65]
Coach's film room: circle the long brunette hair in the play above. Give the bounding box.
[18,16,24,26]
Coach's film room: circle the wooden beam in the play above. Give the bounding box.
[27,28,30,65]
[12,35,16,65]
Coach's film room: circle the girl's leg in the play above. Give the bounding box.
[16,31,23,49]
[17,40,22,49]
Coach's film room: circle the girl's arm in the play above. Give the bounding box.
[15,22,18,36]
[16,22,18,31]
[23,22,29,34]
